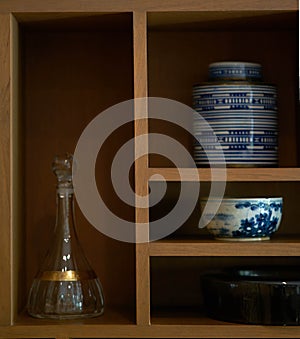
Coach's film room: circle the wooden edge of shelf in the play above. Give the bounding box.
[0,324,137,339]
[148,168,300,182]
[0,0,298,14]
[1,307,299,337]
[1,322,300,338]
[14,307,135,326]
[148,323,300,338]
[148,237,300,256]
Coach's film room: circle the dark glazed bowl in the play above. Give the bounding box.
[201,266,300,325]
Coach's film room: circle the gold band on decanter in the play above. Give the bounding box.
[39,270,96,281]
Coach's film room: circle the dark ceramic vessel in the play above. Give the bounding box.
[201,266,300,325]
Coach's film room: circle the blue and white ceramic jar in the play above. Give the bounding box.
[193,62,278,167]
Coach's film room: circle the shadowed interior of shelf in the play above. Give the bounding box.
[151,308,233,325]
[147,11,298,31]
[17,12,135,321]
[150,181,300,238]
[150,256,300,317]
[148,11,299,168]
[15,12,133,31]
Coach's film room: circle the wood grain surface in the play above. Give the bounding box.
[149,238,300,256]
[0,14,12,326]
[148,168,300,181]
[0,0,297,13]
[134,11,151,325]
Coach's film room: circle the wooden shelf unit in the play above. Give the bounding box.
[0,1,299,338]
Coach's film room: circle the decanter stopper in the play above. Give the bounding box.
[52,153,73,189]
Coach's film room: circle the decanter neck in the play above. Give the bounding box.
[55,187,76,237]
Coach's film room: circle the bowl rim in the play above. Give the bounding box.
[202,273,300,285]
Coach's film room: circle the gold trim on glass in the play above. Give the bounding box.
[39,270,96,281]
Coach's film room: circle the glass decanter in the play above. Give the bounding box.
[27,153,104,319]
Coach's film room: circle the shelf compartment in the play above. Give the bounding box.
[148,11,299,168]
[9,11,135,325]
[148,168,300,182]
[150,257,300,337]
[149,237,300,257]
[149,181,300,238]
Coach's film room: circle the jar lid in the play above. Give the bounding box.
[208,61,262,81]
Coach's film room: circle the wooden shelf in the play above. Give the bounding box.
[0,308,135,338]
[0,0,297,12]
[15,307,135,325]
[148,168,300,182]
[149,237,300,256]
[1,311,299,338]
[151,310,300,338]
[3,323,300,339]
[0,1,299,338]
[0,324,137,338]
[149,324,300,338]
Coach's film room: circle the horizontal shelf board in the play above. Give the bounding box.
[3,310,300,338]
[0,324,137,338]
[0,0,297,13]
[149,237,300,256]
[148,168,300,182]
[150,310,300,338]
[2,323,300,338]
[5,308,136,338]
[15,307,135,326]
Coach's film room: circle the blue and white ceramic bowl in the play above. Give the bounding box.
[200,197,283,241]
[193,61,278,167]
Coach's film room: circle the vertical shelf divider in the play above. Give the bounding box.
[10,13,23,324]
[133,11,151,325]
[0,13,12,326]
